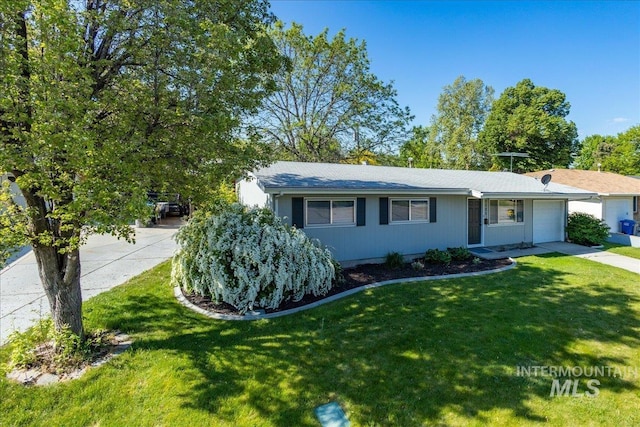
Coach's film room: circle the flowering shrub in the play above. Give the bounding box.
[171,203,336,313]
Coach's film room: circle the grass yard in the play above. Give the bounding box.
[1,254,639,426]
[602,242,640,260]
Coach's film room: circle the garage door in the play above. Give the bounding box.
[604,198,631,233]
[533,200,565,243]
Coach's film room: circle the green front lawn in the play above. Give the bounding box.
[602,242,640,260]
[2,255,639,426]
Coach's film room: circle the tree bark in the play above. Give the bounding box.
[32,244,84,339]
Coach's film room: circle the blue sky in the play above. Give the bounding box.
[269,1,640,140]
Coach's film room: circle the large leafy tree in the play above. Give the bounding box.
[430,76,494,170]
[251,21,413,163]
[573,134,618,170]
[479,78,578,172]
[0,0,282,338]
[615,125,640,175]
[574,126,640,174]
[399,125,443,169]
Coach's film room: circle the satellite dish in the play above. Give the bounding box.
[541,174,552,185]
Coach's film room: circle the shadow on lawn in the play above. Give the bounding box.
[101,254,640,425]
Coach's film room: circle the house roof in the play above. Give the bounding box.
[524,169,640,196]
[251,161,596,199]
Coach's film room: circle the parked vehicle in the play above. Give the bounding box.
[167,203,183,217]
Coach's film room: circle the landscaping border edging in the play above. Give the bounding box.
[174,258,517,321]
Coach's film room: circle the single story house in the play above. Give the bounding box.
[237,161,596,265]
[525,169,640,233]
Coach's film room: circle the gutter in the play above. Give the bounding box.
[463,192,599,200]
[262,187,472,196]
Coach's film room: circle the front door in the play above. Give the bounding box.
[468,198,482,245]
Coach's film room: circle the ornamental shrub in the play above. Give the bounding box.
[171,203,336,313]
[384,251,404,269]
[424,248,452,265]
[447,246,472,261]
[566,212,610,246]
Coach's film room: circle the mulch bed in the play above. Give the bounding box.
[184,257,513,317]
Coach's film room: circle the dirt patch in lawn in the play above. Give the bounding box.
[184,257,513,317]
[7,332,133,386]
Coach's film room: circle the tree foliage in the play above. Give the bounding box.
[399,76,493,170]
[251,21,413,163]
[430,76,494,169]
[479,79,578,172]
[572,134,618,171]
[0,0,283,337]
[615,125,640,175]
[574,125,640,174]
[399,125,443,169]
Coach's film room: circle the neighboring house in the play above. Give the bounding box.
[525,169,640,233]
[237,162,595,265]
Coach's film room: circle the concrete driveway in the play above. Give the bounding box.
[0,220,181,345]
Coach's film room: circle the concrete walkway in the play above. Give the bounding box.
[0,221,181,345]
[472,242,639,274]
[537,242,640,274]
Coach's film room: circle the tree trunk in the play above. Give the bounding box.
[32,245,84,339]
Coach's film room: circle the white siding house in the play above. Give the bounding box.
[526,169,640,234]
[238,162,596,265]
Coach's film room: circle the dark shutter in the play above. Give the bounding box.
[379,197,389,225]
[429,197,437,223]
[356,198,366,226]
[292,197,304,228]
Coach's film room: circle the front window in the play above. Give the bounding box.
[391,199,429,222]
[306,199,355,226]
[489,199,524,224]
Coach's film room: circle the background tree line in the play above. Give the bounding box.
[256,22,638,175]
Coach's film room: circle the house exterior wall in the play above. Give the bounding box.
[602,196,634,233]
[237,178,571,263]
[236,176,271,209]
[569,199,603,219]
[277,194,467,263]
[275,194,537,263]
[482,199,533,246]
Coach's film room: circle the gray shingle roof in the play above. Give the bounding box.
[253,161,596,198]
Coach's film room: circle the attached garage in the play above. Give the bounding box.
[533,200,565,243]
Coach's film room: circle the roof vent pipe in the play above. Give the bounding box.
[597,163,601,172]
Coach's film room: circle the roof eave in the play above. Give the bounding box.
[478,192,598,200]
[262,187,471,196]
[598,193,640,197]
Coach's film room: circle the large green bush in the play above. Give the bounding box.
[566,212,610,246]
[171,203,336,313]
